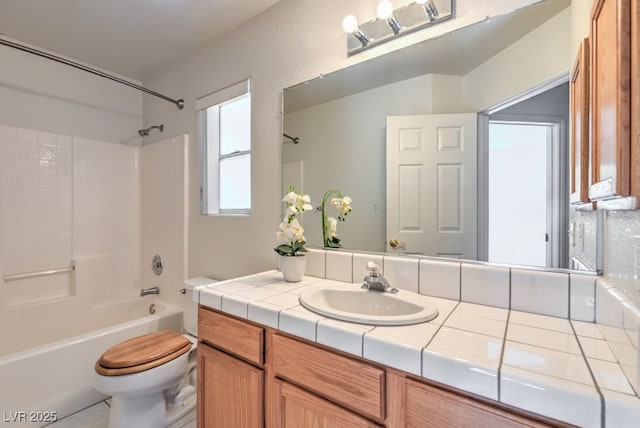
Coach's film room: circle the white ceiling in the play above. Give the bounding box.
[0,0,281,81]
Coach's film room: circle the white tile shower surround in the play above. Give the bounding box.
[0,123,142,309]
[194,249,640,427]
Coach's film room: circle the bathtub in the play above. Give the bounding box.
[0,298,183,427]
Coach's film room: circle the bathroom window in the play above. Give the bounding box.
[197,79,252,215]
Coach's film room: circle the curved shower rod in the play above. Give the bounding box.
[283,133,300,144]
[0,38,184,110]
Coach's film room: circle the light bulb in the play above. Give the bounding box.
[376,0,394,20]
[342,15,358,33]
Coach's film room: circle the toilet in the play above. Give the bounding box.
[93,277,216,428]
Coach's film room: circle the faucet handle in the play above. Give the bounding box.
[367,261,380,277]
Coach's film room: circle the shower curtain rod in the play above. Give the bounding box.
[0,38,184,110]
[283,133,300,144]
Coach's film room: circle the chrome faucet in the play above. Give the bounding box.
[140,286,160,297]
[361,262,398,293]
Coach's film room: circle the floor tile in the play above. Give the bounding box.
[47,402,108,428]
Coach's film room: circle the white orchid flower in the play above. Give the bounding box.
[285,205,298,217]
[327,216,338,237]
[276,187,312,255]
[283,191,298,204]
[276,230,290,245]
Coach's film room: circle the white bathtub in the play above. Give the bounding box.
[0,298,183,427]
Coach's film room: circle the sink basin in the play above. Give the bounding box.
[298,287,438,325]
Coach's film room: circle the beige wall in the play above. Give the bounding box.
[463,7,571,112]
[570,0,592,58]
[0,38,143,144]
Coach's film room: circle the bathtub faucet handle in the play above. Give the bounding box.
[140,286,160,297]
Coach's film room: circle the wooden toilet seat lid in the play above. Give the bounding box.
[95,330,191,376]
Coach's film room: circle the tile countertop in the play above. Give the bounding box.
[194,270,640,428]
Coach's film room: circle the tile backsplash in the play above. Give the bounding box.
[306,248,597,321]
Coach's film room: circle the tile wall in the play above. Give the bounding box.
[0,124,73,304]
[0,123,140,354]
[306,248,597,322]
[140,135,189,309]
[0,123,190,356]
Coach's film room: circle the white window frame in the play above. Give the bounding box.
[197,79,251,215]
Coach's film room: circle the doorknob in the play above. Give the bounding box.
[389,238,405,248]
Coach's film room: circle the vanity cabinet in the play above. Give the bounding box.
[632,0,640,200]
[588,0,634,202]
[399,375,558,428]
[272,380,382,428]
[198,345,263,427]
[267,331,385,426]
[197,307,567,427]
[197,307,265,428]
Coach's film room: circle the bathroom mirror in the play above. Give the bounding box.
[283,0,600,273]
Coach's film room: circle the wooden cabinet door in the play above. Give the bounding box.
[198,344,264,428]
[589,0,631,200]
[404,379,554,428]
[269,333,385,421]
[276,381,382,428]
[570,38,591,204]
[632,0,640,201]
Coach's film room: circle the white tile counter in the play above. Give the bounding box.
[195,269,640,427]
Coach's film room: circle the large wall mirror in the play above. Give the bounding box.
[283,0,600,273]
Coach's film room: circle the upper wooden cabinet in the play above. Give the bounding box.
[571,38,591,204]
[632,0,640,200]
[589,0,632,201]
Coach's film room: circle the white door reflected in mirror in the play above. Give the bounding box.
[386,113,477,258]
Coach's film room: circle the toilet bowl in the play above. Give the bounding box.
[93,277,216,428]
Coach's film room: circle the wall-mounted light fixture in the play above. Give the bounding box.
[343,0,454,56]
[377,0,402,35]
[342,15,371,47]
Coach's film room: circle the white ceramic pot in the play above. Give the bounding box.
[279,254,306,282]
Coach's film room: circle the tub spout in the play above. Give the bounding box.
[140,286,160,297]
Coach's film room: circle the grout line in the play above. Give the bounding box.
[567,273,572,320]
[420,300,460,378]
[570,319,606,427]
[497,309,511,402]
[44,401,110,427]
[508,268,512,310]
[323,249,327,279]
[350,252,354,283]
[417,257,421,295]
[458,262,462,301]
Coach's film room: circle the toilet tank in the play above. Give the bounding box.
[182,277,217,336]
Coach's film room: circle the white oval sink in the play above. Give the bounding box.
[299,287,438,325]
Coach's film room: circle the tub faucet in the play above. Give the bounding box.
[361,262,398,294]
[140,286,160,297]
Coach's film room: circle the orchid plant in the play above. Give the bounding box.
[274,187,313,256]
[321,190,352,248]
